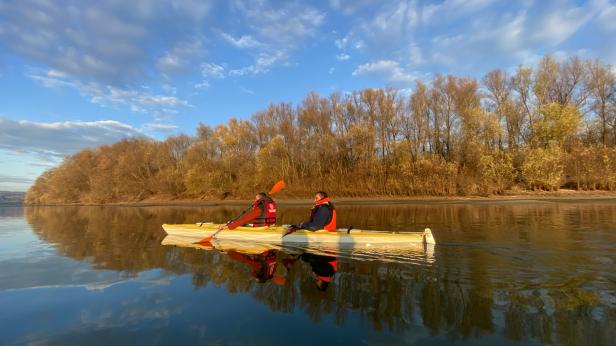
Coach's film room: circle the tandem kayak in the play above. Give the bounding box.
[161,223,436,248]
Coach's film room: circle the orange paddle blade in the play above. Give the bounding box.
[196,236,213,245]
[268,180,286,195]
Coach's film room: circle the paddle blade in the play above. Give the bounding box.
[268,180,286,195]
[272,276,286,285]
[196,236,213,245]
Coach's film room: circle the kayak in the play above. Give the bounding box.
[161,223,435,247]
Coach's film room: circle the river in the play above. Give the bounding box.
[1,201,615,345]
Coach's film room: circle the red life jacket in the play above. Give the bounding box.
[314,197,337,231]
[252,196,277,227]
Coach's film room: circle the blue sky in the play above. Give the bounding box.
[1,0,616,191]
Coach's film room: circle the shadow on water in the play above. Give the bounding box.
[18,203,616,344]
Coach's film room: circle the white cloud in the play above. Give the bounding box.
[229,51,289,76]
[201,63,225,79]
[336,0,614,80]
[156,39,206,76]
[221,33,261,48]
[531,4,598,45]
[227,0,326,74]
[329,0,379,15]
[352,60,417,85]
[0,116,146,158]
[335,36,349,49]
[0,1,211,85]
[420,0,497,24]
[84,84,189,112]
[232,0,325,44]
[194,62,225,89]
[336,53,351,61]
[194,81,210,89]
[28,71,189,117]
[598,4,616,31]
[142,123,179,134]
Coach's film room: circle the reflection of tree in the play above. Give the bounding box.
[24,204,616,344]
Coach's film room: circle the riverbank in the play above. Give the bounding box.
[21,189,616,207]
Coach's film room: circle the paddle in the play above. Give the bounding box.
[197,180,286,243]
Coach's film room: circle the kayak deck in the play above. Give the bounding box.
[161,223,435,247]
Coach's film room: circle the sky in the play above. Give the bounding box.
[1,0,616,191]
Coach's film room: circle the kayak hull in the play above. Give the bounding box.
[161,223,435,247]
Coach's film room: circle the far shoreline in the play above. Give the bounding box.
[20,189,616,207]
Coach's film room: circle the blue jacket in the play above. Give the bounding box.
[297,204,333,231]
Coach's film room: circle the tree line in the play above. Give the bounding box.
[25,54,616,204]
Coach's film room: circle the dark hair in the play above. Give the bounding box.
[315,191,328,199]
[257,192,268,199]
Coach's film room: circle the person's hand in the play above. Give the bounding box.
[282,224,298,237]
[217,223,229,231]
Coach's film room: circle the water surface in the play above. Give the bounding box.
[1,201,615,345]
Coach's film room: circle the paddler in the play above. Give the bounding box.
[219,192,277,230]
[284,191,336,235]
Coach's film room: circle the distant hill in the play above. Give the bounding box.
[0,191,24,206]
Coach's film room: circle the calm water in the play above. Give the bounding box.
[1,201,616,345]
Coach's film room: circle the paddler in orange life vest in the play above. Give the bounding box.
[219,192,277,230]
[285,191,336,235]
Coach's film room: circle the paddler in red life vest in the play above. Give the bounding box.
[284,191,336,235]
[219,192,277,230]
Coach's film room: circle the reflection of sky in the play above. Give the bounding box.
[0,216,174,292]
[0,274,425,345]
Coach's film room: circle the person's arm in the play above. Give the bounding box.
[298,207,331,231]
[225,207,262,230]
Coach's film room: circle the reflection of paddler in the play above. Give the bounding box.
[284,253,338,291]
[226,250,278,283]
[302,253,337,291]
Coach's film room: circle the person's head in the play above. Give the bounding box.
[255,192,268,201]
[314,191,328,201]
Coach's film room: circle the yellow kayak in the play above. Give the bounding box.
[161,223,435,248]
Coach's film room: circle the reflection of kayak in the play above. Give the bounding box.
[161,223,435,247]
[162,236,288,254]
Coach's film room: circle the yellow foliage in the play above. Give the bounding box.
[522,145,564,190]
[479,152,515,194]
[532,103,580,148]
